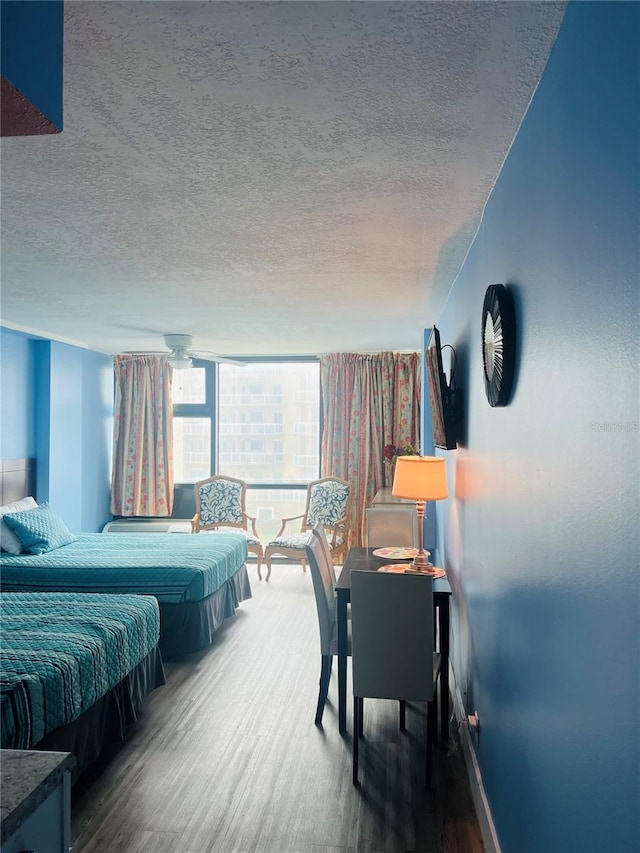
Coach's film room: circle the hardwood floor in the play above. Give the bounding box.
[71,565,484,853]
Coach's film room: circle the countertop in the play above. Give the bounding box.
[0,749,75,843]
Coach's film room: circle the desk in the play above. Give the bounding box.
[371,487,414,506]
[336,547,451,740]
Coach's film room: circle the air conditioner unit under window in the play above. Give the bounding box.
[102,520,192,533]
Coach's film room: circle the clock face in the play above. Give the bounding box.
[483,312,499,381]
[482,284,515,406]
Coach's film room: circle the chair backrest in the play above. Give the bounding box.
[351,570,435,701]
[312,522,337,585]
[303,477,352,530]
[305,525,338,655]
[365,506,419,548]
[194,475,247,529]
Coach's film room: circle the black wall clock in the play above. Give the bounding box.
[481,284,516,407]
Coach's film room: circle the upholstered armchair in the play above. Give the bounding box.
[264,477,352,582]
[192,475,264,579]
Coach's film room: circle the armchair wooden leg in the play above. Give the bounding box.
[315,655,332,726]
[251,546,263,581]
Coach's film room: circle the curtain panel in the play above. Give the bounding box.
[320,352,421,546]
[111,355,174,517]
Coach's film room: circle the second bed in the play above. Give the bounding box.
[0,531,252,658]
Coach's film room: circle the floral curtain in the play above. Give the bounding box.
[320,351,421,546]
[111,355,174,517]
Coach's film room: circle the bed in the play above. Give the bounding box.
[0,591,165,780]
[0,458,252,658]
[0,532,252,659]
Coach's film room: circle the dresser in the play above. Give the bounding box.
[1,750,74,853]
[368,488,440,551]
[366,488,419,547]
[371,487,414,507]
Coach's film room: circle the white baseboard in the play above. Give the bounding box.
[449,670,501,853]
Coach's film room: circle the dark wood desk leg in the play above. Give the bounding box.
[439,597,450,743]
[337,592,348,733]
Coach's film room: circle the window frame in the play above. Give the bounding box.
[172,356,322,494]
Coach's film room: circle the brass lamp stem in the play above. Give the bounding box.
[412,499,433,570]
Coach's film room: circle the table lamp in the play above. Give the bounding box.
[392,455,448,574]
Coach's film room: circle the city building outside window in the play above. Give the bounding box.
[172,359,320,541]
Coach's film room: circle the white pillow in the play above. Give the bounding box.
[0,496,38,554]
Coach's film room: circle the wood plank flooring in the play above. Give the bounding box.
[71,564,484,853]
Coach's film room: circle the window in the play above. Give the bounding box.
[217,361,320,483]
[171,367,207,404]
[171,359,321,520]
[171,365,214,483]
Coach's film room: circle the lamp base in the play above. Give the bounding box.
[405,562,445,578]
[407,561,438,575]
[411,550,432,570]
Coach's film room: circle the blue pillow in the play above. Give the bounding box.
[2,503,77,555]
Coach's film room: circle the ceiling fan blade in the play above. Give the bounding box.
[121,335,245,367]
[194,352,248,367]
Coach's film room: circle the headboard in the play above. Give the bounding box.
[0,458,36,504]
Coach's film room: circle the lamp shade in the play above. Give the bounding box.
[392,456,448,501]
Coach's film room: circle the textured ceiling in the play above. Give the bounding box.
[0,1,565,358]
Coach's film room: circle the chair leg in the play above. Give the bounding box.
[265,552,272,582]
[425,698,436,790]
[399,699,407,731]
[357,695,364,738]
[315,655,332,726]
[428,693,438,746]
[251,546,263,581]
[353,696,362,785]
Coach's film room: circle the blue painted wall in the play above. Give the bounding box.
[0,328,113,532]
[0,0,64,129]
[0,329,36,458]
[81,348,115,531]
[432,3,639,851]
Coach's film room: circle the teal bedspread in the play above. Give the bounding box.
[0,591,160,749]
[0,532,249,603]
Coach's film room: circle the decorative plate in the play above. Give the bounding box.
[378,563,414,573]
[372,547,421,559]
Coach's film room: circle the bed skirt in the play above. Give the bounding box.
[158,563,252,659]
[35,645,166,783]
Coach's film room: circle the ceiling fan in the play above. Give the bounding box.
[127,334,247,369]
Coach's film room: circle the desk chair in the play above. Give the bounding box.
[305,525,350,726]
[365,506,419,548]
[191,475,264,579]
[350,570,441,788]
